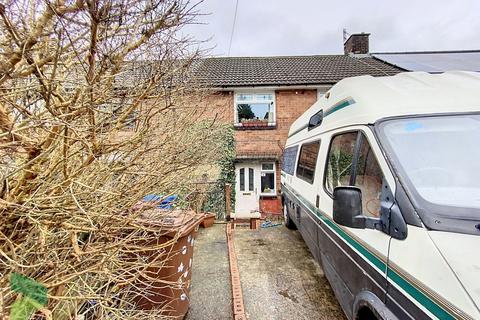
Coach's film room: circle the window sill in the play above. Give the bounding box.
[234,122,277,130]
[260,193,277,198]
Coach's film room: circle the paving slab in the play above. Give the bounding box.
[186,224,232,320]
[234,225,346,320]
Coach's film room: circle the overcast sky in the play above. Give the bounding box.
[183,0,480,57]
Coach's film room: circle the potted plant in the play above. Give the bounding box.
[200,212,216,228]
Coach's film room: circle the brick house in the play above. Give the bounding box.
[196,34,403,216]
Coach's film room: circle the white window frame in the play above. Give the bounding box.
[260,162,276,195]
[234,92,276,127]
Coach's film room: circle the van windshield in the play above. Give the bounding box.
[379,114,480,218]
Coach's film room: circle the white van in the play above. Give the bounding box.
[281,71,480,320]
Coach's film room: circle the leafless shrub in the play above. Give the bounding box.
[0,0,226,318]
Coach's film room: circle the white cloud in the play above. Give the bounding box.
[183,0,480,56]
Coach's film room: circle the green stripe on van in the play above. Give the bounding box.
[291,188,386,272]
[287,98,356,139]
[323,98,356,117]
[282,184,456,320]
[387,269,454,320]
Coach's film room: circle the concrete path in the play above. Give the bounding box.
[186,224,232,320]
[187,223,346,320]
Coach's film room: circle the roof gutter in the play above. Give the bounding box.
[210,84,333,91]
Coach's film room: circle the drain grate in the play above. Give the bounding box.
[226,223,246,320]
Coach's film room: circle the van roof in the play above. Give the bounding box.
[288,71,480,140]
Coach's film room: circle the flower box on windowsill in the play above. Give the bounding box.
[243,119,268,126]
[234,122,276,130]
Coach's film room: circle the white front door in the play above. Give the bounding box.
[235,162,260,214]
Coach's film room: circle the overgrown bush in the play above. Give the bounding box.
[0,0,225,318]
[201,125,235,218]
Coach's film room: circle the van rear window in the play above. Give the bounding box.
[296,141,320,183]
[281,145,298,175]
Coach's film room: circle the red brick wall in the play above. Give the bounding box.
[235,89,317,158]
[199,91,234,123]
[206,89,317,198]
[204,89,317,160]
[259,197,282,216]
[275,89,318,152]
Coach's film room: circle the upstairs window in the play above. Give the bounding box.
[235,93,275,127]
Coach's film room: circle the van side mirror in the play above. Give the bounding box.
[333,186,366,228]
[333,186,408,240]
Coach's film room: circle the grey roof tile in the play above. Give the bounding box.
[194,55,403,87]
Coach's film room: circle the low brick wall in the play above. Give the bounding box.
[259,197,282,216]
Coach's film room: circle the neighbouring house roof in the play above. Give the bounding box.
[372,50,480,73]
[194,55,403,88]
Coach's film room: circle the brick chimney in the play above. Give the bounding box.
[344,33,370,55]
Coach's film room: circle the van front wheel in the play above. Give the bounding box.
[284,204,296,230]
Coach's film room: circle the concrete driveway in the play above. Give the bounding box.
[187,224,345,320]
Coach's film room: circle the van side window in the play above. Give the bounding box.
[355,134,384,217]
[296,141,320,183]
[325,132,357,193]
[282,145,299,175]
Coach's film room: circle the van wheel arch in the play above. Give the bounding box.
[356,306,378,320]
[353,291,398,320]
